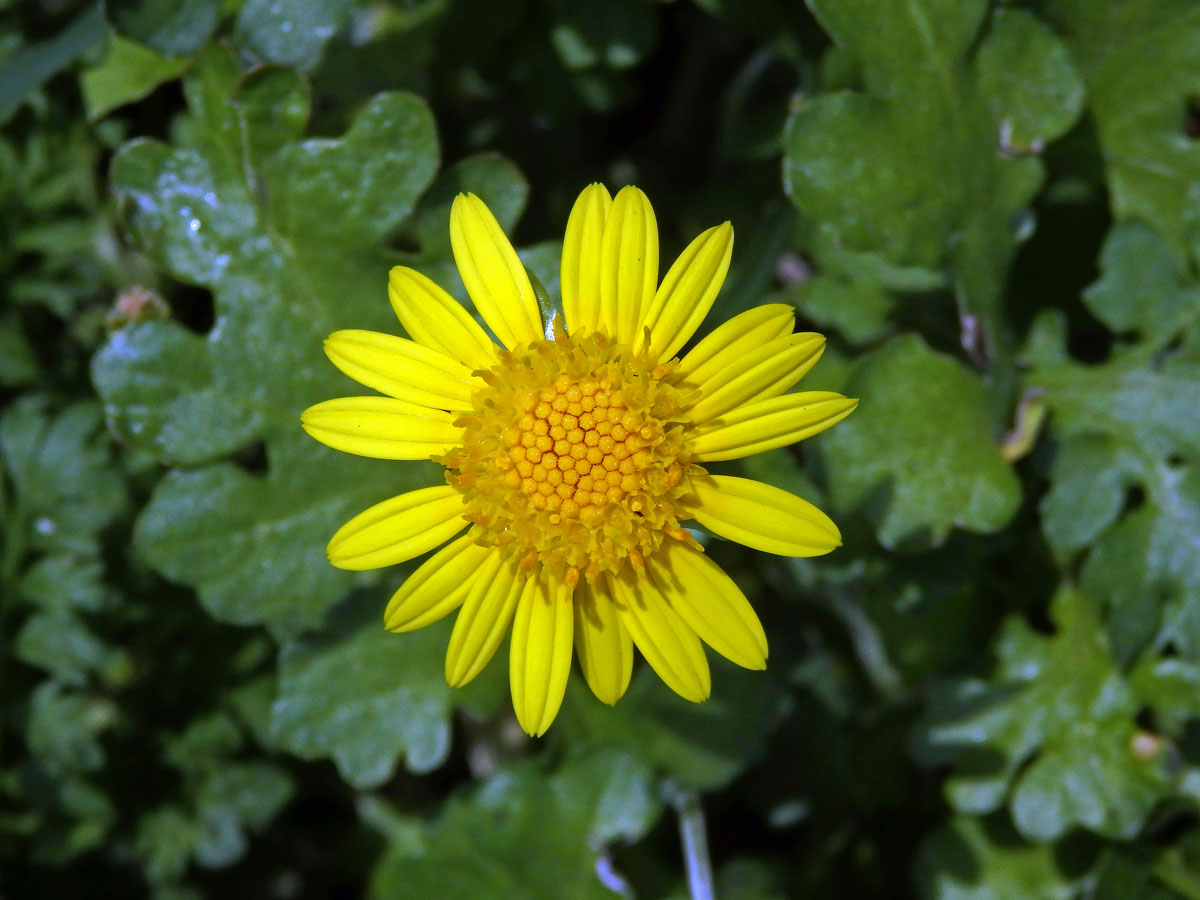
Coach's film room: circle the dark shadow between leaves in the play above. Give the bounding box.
[164,281,215,335]
[231,440,268,477]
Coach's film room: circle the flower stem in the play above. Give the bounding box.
[665,781,715,900]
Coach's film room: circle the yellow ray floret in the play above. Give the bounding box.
[301,182,858,736]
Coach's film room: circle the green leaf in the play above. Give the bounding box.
[271,599,503,789]
[917,815,1083,900]
[1033,337,1200,660]
[108,0,221,56]
[972,9,1087,155]
[783,3,1084,349]
[785,274,895,347]
[817,334,1021,548]
[915,587,1176,842]
[234,0,353,73]
[91,48,458,633]
[559,660,786,791]
[1083,222,1200,350]
[369,748,662,899]
[1043,0,1200,254]
[80,35,191,121]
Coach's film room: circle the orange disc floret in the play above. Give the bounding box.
[440,329,699,584]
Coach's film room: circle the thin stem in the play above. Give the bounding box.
[665,781,716,900]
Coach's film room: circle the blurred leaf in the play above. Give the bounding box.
[559,661,786,791]
[7,768,117,863]
[817,334,1021,548]
[234,0,353,72]
[369,747,661,899]
[271,600,503,789]
[1044,0,1200,253]
[134,713,294,884]
[0,313,39,385]
[0,396,126,557]
[134,806,202,885]
[783,2,1083,347]
[108,0,221,56]
[916,815,1082,900]
[24,682,118,778]
[14,610,125,686]
[17,553,113,615]
[546,0,658,71]
[915,587,1175,842]
[1131,656,1200,736]
[190,762,293,868]
[80,34,191,120]
[0,3,106,125]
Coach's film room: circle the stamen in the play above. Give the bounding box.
[443,330,700,584]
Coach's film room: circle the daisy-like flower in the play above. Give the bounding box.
[301,184,857,736]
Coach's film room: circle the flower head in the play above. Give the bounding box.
[301,184,857,735]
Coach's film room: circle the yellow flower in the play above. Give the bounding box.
[301,184,857,736]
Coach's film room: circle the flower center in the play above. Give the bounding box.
[441,329,698,586]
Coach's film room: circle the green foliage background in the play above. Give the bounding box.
[3,0,1200,897]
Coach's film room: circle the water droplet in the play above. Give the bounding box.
[281,20,292,31]
[214,253,231,270]
[203,192,218,207]
[189,219,201,232]
[34,517,56,535]
[180,206,192,217]
[269,1,281,12]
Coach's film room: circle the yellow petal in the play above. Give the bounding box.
[690,392,858,461]
[445,553,524,687]
[599,186,658,344]
[450,193,543,349]
[301,397,461,460]
[560,183,611,337]
[324,330,479,411]
[608,570,710,703]
[688,474,841,557]
[384,532,494,632]
[686,332,825,423]
[510,576,574,736]
[675,303,795,384]
[573,580,633,705]
[326,485,467,571]
[388,266,497,370]
[651,541,767,670]
[636,222,733,362]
